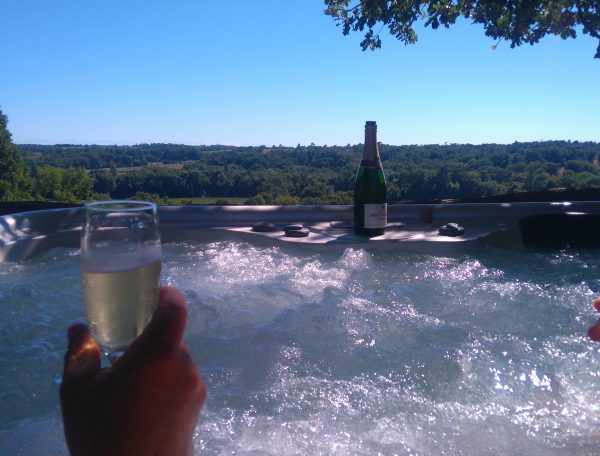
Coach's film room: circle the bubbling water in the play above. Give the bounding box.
[1,242,600,455]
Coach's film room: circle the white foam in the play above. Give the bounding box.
[2,242,600,455]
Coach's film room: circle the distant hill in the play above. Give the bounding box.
[17,141,600,204]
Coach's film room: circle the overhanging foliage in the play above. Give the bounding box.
[324,0,600,58]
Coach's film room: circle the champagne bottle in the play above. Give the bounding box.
[353,121,387,236]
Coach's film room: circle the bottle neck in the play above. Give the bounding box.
[363,125,379,163]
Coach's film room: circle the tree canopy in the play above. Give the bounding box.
[324,0,600,58]
[20,140,600,204]
[0,109,31,200]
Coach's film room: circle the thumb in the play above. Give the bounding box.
[589,299,600,341]
[589,322,600,341]
[115,286,187,369]
[63,323,101,383]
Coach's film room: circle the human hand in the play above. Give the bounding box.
[60,287,206,456]
[588,297,600,341]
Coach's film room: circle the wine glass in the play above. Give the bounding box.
[81,201,162,360]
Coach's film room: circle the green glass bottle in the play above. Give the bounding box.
[353,121,387,237]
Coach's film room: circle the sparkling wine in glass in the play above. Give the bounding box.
[81,201,162,359]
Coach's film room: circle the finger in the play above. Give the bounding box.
[63,323,101,383]
[117,287,188,367]
[589,320,600,342]
[593,297,600,313]
[178,346,207,406]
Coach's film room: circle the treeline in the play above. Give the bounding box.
[4,105,600,204]
[92,163,354,204]
[18,141,600,204]
[20,143,234,169]
[1,110,94,202]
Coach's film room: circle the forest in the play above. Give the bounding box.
[3,108,600,205]
[14,140,600,205]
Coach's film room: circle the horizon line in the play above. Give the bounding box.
[15,139,600,148]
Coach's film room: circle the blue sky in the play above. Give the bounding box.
[1,0,599,146]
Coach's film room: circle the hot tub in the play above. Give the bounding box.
[1,204,600,455]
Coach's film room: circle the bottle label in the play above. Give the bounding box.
[364,203,387,229]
